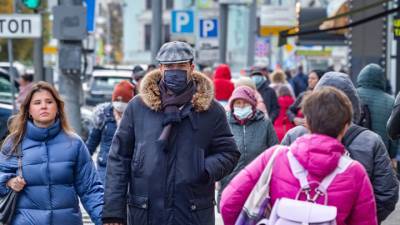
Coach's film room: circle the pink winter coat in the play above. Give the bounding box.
[220,134,377,225]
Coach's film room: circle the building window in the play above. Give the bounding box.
[166,0,174,9]
[145,24,151,51]
[146,0,152,10]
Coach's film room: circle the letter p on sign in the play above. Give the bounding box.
[172,10,194,34]
[200,19,218,38]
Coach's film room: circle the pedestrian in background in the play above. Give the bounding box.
[0,81,103,225]
[231,76,267,114]
[269,70,295,98]
[218,86,278,206]
[213,64,235,106]
[387,92,400,179]
[287,70,324,126]
[249,69,280,122]
[356,64,399,165]
[221,87,377,225]
[202,67,214,80]
[291,65,308,97]
[16,73,34,108]
[86,80,135,182]
[281,72,399,223]
[102,41,240,225]
[274,85,295,141]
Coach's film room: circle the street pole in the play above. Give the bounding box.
[33,32,44,81]
[151,0,162,64]
[246,0,257,67]
[7,40,17,113]
[219,3,228,64]
[58,0,83,135]
[7,0,17,113]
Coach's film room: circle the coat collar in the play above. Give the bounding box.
[25,120,62,142]
[139,69,214,112]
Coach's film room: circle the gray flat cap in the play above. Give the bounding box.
[156,41,194,64]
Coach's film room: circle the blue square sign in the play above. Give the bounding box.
[199,19,218,38]
[172,10,194,34]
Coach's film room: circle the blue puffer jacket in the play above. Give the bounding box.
[86,103,117,167]
[0,120,104,225]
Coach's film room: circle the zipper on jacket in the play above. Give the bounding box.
[243,125,247,157]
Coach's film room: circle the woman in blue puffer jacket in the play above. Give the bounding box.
[0,81,103,225]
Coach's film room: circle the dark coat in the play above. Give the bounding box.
[257,81,280,122]
[291,72,308,97]
[357,64,399,158]
[282,125,399,222]
[0,120,104,225]
[102,70,240,225]
[85,103,117,182]
[387,92,400,140]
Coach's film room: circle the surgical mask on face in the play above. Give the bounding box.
[251,75,266,87]
[233,106,253,120]
[163,69,189,94]
[112,101,128,113]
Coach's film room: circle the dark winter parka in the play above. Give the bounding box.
[0,120,104,225]
[357,64,399,158]
[102,70,240,225]
[86,103,117,164]
[257,80,280,122]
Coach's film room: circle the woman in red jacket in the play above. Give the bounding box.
[273,86,295,141]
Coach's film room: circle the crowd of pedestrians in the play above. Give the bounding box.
[0,41,399,225]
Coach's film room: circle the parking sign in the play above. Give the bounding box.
[172,10,194,34]
[199,19,218,38]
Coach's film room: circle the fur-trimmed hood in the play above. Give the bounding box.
[139,69,214,112]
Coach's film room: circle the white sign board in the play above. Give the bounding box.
[0,14,42,38]
[260,5,296,27]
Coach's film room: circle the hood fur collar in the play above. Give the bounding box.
[139,69,214,112]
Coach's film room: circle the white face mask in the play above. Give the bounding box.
[112,101,128,113]
[233,106,253,120]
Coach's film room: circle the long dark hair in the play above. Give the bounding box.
[3,81,73,154]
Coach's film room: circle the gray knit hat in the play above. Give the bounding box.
[156,41,194,64]
[314,72,361,122]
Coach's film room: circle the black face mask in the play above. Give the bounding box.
[163,69,189,94]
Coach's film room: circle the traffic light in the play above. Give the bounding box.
[22,0,41,10]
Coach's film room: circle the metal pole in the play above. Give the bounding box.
[33,35,44,81]
[7,0,17,113]
[246,0,257,67]
[58,0,83,135]
[151,0,162,64]
[7,40,17,113]
[219,3,228,64]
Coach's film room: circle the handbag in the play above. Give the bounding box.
[0,148,23,225]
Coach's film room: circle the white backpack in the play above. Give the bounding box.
[257,151,353,225]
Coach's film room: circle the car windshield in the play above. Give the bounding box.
[92,76,130,92]
[0,76,12,104]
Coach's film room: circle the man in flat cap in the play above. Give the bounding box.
[102,41,240,225]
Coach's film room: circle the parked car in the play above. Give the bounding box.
[0,68,18,141]
[84,69,132,106]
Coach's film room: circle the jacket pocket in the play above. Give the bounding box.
[127,195,149,225]
[189,197,215,225]
[194,148,207,183]
[132,143,145,176]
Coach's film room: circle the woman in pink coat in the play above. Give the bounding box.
[220,87,377,225]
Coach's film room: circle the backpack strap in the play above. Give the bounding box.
[287,151,309,190]
[342,125,368,148]
[287,150,353,203]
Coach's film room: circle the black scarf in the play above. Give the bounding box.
[158,80,196,142]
